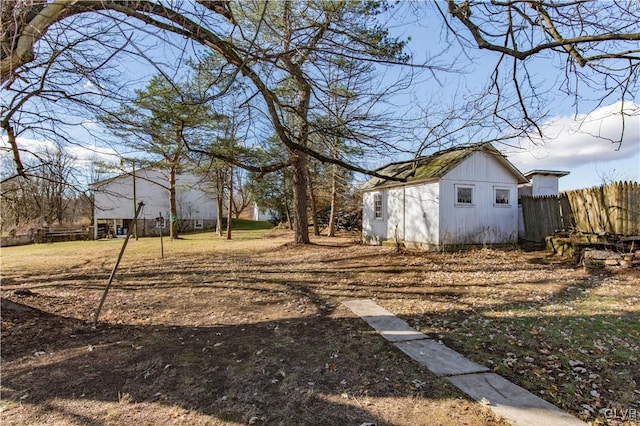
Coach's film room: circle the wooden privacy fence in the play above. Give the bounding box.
[565,181,640,236]
[521,194,574,242]
[521,181,640,242]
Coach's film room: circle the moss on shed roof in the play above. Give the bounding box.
[361,143,527,190]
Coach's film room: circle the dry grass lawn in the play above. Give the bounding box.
[1,229,638,425]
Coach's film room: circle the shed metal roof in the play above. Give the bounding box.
[524,169,570,178]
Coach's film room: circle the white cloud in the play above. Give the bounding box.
[1,136,120,171]
[66,144,120,169]
[508,101,640,171]
[3,136,55,153]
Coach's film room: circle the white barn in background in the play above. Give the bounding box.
[361,143,529,249]
[252,203,277,222]
[92,168,218,239]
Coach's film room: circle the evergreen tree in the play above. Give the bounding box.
[99,75,224,239]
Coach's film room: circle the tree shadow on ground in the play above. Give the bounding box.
[1,298,504,426]
[3,243,636,425]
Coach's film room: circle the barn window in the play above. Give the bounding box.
[373,193,383,219]
[494,188,511,206]
[455,185,474,206]
[194,218,204,229]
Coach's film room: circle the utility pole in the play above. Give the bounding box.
[132,161,138,240]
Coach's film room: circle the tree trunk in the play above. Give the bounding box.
[283,177,293,230]
[306,163,320,236]
[291,151,310,244]
[215,168,225,236]
[215,195,223,235]
[169,166,178,240]
[327,163,338,237]
[226,165,233,240]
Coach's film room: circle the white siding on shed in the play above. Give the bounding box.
[362,190,387,244]
[403,183,439,245]
[530,174,560,197]
[442,150,516,183]
[361,145,525,248]
[439,151,518,244]
[386,187,404,241]
[362,182,440,246]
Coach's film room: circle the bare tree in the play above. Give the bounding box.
[310,58,379,237]
[1,1,138,179]
[230,168,252,219]
[4,1,638,155]
[438,1,640,142]
[0,143,79,228]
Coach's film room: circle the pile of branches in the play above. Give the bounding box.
[315,207,362,232]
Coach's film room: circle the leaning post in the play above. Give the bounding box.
[93,201,144,326]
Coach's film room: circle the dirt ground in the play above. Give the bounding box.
[1,231,638,425]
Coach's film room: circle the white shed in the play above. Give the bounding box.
[361,143,529,249]
[92,168,218,239]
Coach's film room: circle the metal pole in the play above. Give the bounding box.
[93,201,144,326]
[159,212,164,259]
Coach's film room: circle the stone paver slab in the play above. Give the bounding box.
[394,339,490,377]
[344,299,587,426]
[343,299,427,342]
[446,372,587,426]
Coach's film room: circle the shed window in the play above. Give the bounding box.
[494,188,511,206]
[373,193,383,220]
[194,218,204,229]
[455,185,474,206]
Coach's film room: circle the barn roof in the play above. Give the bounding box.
[90,166,165,188]
[361,142,528,190]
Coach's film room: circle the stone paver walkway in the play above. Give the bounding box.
[343,299,587,426]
